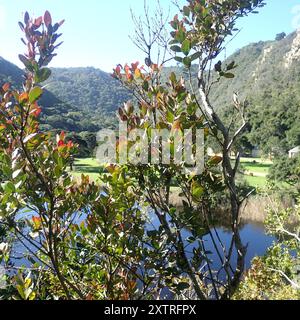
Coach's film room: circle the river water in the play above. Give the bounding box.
[5,210,276,283]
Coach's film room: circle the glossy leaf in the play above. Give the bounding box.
[29,87,43,103]
[44,11,52,27]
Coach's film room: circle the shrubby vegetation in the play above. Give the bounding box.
[0,0,299,301]
[235,195,300,300]
[268,155,300,190]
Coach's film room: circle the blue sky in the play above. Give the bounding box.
[0,0,300,72]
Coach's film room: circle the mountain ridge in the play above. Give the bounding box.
[1,30,299,154]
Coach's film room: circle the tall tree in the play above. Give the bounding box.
[113,0,266,299]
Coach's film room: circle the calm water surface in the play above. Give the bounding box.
[8,210,276,274]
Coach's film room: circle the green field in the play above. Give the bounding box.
[71,158,102,181]
[71,157,273,189]
[239,157,273,188]
[243,175,268,188]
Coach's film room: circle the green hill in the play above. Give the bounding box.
[212,31,300,155]
[1,30,299,155]
[46,67,131,115]
[0,59,130,133]
[164,31,300,155]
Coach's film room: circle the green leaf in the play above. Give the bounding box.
[215,61,222,72]
[187,236,196,243]
[24,12,30,25]
[183,6,190,16]
[169,72,177,83]
[174,56,183,63]
[29,87,43,103]
[223,72,235,79]
[18,55,34,72]
[142,80,149,92]
[209,155,223,165]
[147,230,158,238]
[169,39,178,45]
[2,181,15,194]
[226,61,236,71]
[54,165,62,177]
[167,110,175,123]
[34,68,51,83]
[177,282,190,291]
[191,181,204,200]
[181,39,191,56]
[190,52,201,62]
[175,28,185,43]
[183,57,191,68]
[170,45,182,53]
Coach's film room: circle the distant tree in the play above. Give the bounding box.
[268,155,300,187]
[79,131,97,155]
[275,32,286,41]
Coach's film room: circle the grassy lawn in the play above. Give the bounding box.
[240,157,273,164]
[70,158,102,181]
[240,158,272,175]
[244,175,268,188]
[238,157,273,188]
[70,157,273,189]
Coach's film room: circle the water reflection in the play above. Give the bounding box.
[147,209,276,274]
[6,207,276,278]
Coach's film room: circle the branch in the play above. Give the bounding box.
[227,121,247,153]
[268,268,300,290]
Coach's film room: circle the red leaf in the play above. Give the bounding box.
[32,216,42,230]
[60,131,65,140]
[19,92,29,103]
[57,140,64,147]
[34,16,43,28]
[124,64,130,74]
[115,65,121,75]
[44,11,52,27]
[33,107,42,117]
[2,83,10,92]
[131,61,139,71]
[67,141,74,148]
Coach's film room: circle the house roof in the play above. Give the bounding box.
[289,146,300,153]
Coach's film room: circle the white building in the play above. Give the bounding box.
[289,146,300,159]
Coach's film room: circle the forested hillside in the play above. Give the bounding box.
[0,59,130,134]
[1,30,299,155]
[211,30,300,155]
[46,67,131,114]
